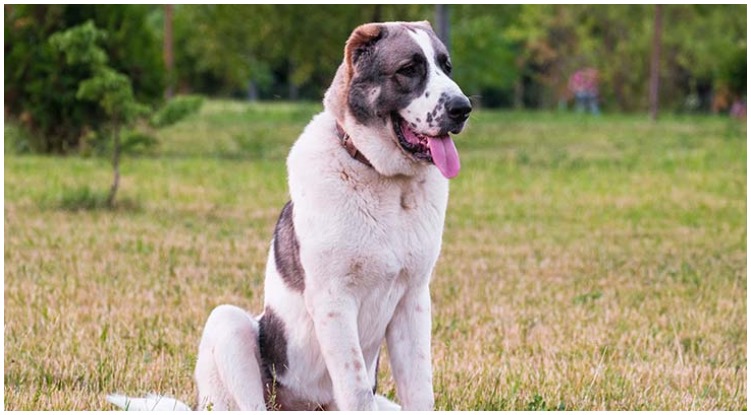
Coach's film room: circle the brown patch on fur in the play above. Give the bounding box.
[334,23,382,125]
[259,307,289,377]
[349,261,363,274]
[273,202,305,292]
[353,360,363,370]
[344,23,383,80]
[324,24,382,123]
[400,193,414,210]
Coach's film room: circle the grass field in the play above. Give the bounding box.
[4,101,747,410]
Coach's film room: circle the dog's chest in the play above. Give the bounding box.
[356,176,446,285]
[344,176,446,351]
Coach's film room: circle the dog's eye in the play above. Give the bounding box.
[443,60,453,75]
[438,55,452,75]
[397,63,418,78]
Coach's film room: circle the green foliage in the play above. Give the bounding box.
[51,19,152,207]
[80,128,159,157]
[451,5,522,104]
[4,4,746,133]
[506,5,747,111]
[4,5,165,153]
[51,21,149,125]
[120,131,159,155]
[166,4,745,111]
[171,5,430,98]
[48,20,108,66]
[718,45,746,96]
[4,122,36,155]
[76,68,149,122]
[150,95,204,128]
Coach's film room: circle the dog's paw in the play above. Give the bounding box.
[374,394,401,411]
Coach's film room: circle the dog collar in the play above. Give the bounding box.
[335,123,373,168]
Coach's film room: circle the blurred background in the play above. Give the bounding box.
[4,4,747,154]
[4,5,747,410]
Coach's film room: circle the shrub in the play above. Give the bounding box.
[52,20,149,207]
[4,5,165,153]
[150,95,204,128]
[719,45,746,97]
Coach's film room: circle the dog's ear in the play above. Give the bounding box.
[415,20,433,30]
[344,23,384,76]
[325,23,384,122]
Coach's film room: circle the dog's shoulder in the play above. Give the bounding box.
[287,111,376,213]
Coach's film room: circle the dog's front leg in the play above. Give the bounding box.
[305,289,377,410]
[386,286,435,410]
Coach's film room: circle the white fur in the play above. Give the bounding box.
[107,394,191,411]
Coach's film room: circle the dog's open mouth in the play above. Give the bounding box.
[392,113,461,179]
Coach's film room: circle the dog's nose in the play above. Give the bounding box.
[446,95,472,122]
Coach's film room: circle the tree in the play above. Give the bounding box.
[435,5,450,51]
[51,21,148,206]
[163,5,174,99]
[649,5,663,121]
[451,5,522,107]
[170,5,430,99]
[505,4,745,112]
[4,5,165,152]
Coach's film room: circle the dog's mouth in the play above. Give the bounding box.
[391,113,461,179]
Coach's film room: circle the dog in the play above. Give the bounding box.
[108,20,471,411]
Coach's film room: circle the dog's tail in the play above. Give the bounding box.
[107,393,192,411]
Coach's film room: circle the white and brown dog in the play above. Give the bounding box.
[109,20,471,411]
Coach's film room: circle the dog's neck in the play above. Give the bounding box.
[335,123,373,168]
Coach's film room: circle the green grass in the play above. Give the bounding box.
[4,100,747,410]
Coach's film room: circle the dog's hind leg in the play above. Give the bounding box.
[194,305,267,411]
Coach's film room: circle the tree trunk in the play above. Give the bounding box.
[288,60,299,100]
[107,123,121,208]
[163,4,174,100]
[513,55,526,110]
[649,5,663,121]
[371,4,382,22]
[435,5,450,53]
[247,79,258,102]
[514,78,524,110]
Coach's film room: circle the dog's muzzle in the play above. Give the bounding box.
[443,95,472,134]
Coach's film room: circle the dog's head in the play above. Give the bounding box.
[325,21,471,179]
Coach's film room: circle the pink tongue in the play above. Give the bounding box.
[428,135,461,179]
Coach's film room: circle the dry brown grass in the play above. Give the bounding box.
[4,103,747,410]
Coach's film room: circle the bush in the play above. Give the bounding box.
[4,5,165,153]
[4,122,36,154]
[719,45,746,97]
[52,186,140,211]
[150,95,204,128]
